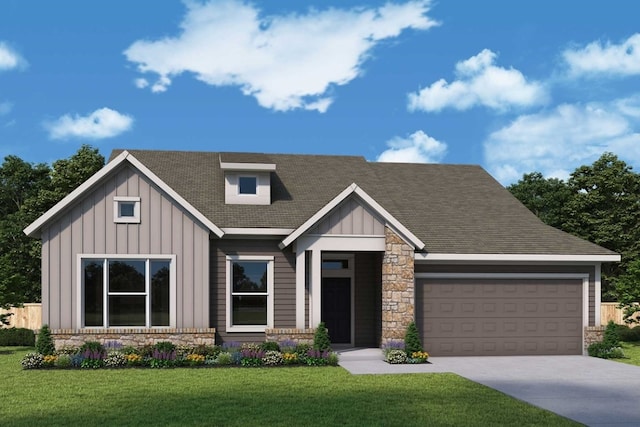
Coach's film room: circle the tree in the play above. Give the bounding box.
[404,321,423,355]
[0,145,104,324]
[613,259,640,324]
[507,172,572,229]
[563,153,640,300]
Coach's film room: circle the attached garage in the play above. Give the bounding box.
[416,275,587,356]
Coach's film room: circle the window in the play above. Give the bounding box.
[226,256,273,332]
[81,257,174,328]
[113,196,141,223]
[238,176,257,195]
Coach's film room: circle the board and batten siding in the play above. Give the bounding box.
[40,164,210,329]
[211,239,296,344]
[414,263,597,326]
[309,196,385,236]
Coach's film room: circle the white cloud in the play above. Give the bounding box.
[124,0,438,112]
[408,49,547,112]
[0,101,12,115]
[134,78,149,89]
[45,108,134,140]
[484,99,640,184]
[563,33,640,77]
[377,130,447,163]
[0,41,26,71]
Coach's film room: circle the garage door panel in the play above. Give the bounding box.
[417,279,583,356]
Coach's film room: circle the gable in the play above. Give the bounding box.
[308,196,385,236]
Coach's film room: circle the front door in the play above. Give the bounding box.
[321,277,351,344]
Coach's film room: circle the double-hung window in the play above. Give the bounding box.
[226,256,273,332]
[81,256,175,328]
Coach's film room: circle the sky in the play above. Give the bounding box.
[1,0,640,185]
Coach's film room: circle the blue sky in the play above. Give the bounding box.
[1,0,639,184]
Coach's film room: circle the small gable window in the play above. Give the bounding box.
[238,176,257,195]
[113,196,141,223]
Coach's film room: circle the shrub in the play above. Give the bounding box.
[278,339,297,353]
[260,341,281,352]
[71,353,85,368]
[294,343,311,363]
[125,353,143,366]
[56,346,78,355]
[240,348,265,367]
[305,349,332,366]
[326,352,339,366]
[617,325,640,342]
[79,341,105,354]
[382,340,405,358]
[150,348,177,368]
[262,350,283,366]
[55,353,72,368]
[190,344,220,357]
[409,351,429,363]
[103,340,123,351]
[0,327,35,346]
[588,321,625,359]
[81,349,105,369]
[104,352,127,368]
[313,322,331,351]
[153,341,177,352]
[36,324,56,355]
[404,322,423,356]
[221,341,242,352]
[43,354,58,367]
[21,352,44,369]
[386,349,407,364]
[216,352,233,365]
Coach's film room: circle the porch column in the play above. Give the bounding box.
[381,226,414,346]
[295,250,306,329]
[311,249,322,327]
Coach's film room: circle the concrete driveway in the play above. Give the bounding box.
[338,349,640,427]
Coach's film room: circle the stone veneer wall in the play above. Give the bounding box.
[584,326,605,351]
[381,227,414,346]
[264,328,315,344]
[50,328,216,349]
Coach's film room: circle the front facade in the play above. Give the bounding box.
[25,150,619,355]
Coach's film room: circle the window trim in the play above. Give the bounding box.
[113,196,141,223]
[226,255,274,333]
[76,254,176,329]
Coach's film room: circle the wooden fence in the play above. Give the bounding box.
[1,302,638,331]
[0,304,42,330]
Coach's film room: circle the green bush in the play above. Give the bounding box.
[79,341,105,353]
[260,341,281,352]
[21,352,44,369]
[588,321,625,359]
[153,341,177,352]
[55,353,72,368]
[313,322,331,351]
[404,321,423,356]
[36,325,56,355]
[616,324,640,342]
[0,327,35,346]
[216,352,233,365]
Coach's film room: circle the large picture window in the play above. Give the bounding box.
[81,256,174,328]
[226,256,273,332]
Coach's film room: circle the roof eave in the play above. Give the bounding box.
[415,253,621,262]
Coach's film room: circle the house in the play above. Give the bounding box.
[24,149,619,356]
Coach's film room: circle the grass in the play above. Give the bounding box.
[617,342,640,366]
[0,347,579,427]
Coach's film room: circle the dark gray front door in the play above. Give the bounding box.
[321,277,351,344]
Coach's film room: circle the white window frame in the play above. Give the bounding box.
[226,255,274,333]
[113,196,141,223]
[77,254,177,329]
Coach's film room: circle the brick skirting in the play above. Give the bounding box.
[50,328,216,349]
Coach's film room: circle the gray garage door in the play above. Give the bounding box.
[416,278,583,356]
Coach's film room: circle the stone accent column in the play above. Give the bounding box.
[381,226,414,346]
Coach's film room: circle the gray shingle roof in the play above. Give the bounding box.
[112,149,616,256]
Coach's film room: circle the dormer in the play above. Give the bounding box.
[220,154,276,205]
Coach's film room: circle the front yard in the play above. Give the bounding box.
[0,347,579,426]
[618,342,640,366]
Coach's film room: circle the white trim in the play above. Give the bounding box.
[225,255,274,333]
[219,161,276,171]
[222,228,295,236]
[24,151,224,238]
[295,250,306,329]
[279,183,425,250]
[595,263,602,326]
[415,272,590,355]
[415,253,621,262]
[113,196,141,224]
[297,235,386,252]
[76,254,177,329]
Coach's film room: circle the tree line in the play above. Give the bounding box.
[0,145,104,324]
[508,152,640,322]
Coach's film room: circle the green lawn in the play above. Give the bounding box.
[0,347,579,427]
[618,342,640,366]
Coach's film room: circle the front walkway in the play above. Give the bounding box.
[337,348,640,427]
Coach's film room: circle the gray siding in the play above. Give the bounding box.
[415,263,597,326]
[354,252,382,347]
[310,197,384,235]
[40,164,210,329]
[211,239,296,344]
